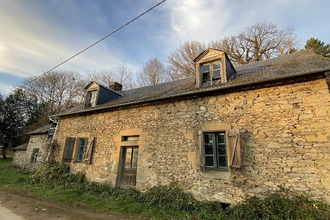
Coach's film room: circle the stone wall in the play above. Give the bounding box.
[26,134,50,170]
[13,134,50,170]
[53,77,330,204]
[12,150,27,167]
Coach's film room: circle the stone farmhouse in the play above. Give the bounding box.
[51,49,330,204]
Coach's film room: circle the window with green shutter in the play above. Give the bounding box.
[204,132,227,170]
[76,138,88,162]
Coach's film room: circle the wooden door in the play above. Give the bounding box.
[119,147,139,187]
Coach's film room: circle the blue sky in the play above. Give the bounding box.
[0,0,329,95]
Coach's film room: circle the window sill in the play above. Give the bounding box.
[202,169,230,180]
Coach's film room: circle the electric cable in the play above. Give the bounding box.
[3,0,166,97]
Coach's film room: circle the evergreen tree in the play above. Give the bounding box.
[0,89,45,157]
[305,38,330,57]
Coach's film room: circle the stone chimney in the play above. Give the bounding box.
[109,82,123,91]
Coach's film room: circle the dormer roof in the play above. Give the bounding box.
[84,81,122,96]
[84,81,122,109]
[194,48,225,62]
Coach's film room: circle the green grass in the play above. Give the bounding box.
[1,159,329,220]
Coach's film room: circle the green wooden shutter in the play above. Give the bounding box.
[228,129,241,168]
[76,138,88,162]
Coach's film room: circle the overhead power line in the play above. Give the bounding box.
[4,0,166,98]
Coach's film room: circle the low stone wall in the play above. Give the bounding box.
[12,150,27,168]
[54,76,330,204]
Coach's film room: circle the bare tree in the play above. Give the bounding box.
[86,64,136,90]
[216,22,297,64]
[168,23,297,79]
[168,40,207,80]
[20,71,85,114]
[137,58,169,87]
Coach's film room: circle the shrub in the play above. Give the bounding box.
[226,193,330,220]
[30,162,86,188]
[27,163,330,220]
[141,182,197,211]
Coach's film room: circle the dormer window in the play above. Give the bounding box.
[200,61,221,86]
[194,49,236,88]
[83,81,122,109]
[85,90,97,108]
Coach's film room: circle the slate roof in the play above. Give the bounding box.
[13,143,28,150]
[55,50,330,117]
[26,124,50,135]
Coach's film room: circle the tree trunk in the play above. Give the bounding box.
[2,147,6,159]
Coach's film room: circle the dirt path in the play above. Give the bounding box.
[0,190,140,220]
[0,204,24,220]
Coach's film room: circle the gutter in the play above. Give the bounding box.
[55,68,330,118]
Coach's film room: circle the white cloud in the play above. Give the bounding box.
[166,0,230,42]
[0,1,126,79]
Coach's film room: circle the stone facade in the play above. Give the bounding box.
[53,76,330,204]
[12,149,27,167]
[25,134,50,170]
[12,132,50,170]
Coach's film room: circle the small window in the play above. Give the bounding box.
[122,135,140,142]
[62,137,75,162]
[124,147,139,169]
[200,61,221,86]
[76,138,88,162]
[85,90,97,108]
[31,148,39,163]
[204,132,227,170]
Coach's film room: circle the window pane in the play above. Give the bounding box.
[218,156,227,167]
[217,133,225,144]
[77,153,83,161]
[213,63,220,70]
[91,91,97,106]
[205,144,213,154]
[31,148,39,163]
[124,148,132,168]
[202,72,210,83]
[213,70,220,79]
[205,156,214,167]
[218,145,226,155]
[77,138,87,162]
[132,148,139,168]
[204,134,212,144]
[202,64,210,72]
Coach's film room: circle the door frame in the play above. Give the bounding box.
[116,145,139,188]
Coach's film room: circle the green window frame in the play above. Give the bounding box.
[204,132,227,170]
[76,138,88,162]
